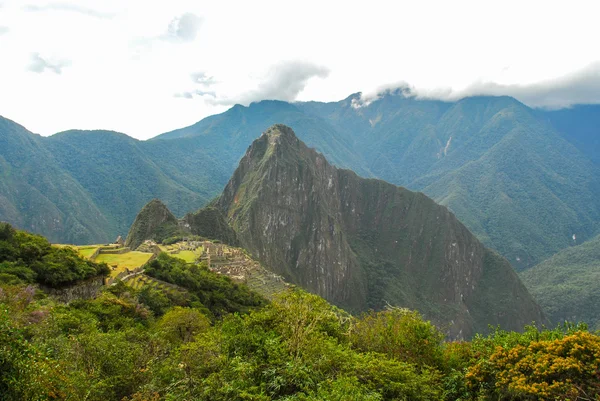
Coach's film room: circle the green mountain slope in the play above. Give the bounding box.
[154,100,371,176]
[125,199,185,249]
[520,234,600,330]
[298,95,600,269]
[0,116,112,244]
[539,105,600,165]
[44,130,210,238]
[215,125,546,338]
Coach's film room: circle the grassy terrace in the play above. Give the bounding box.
[173,250,199,263]
[95,251,154,277]
[77,246,101,258]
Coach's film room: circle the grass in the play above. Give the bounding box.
[77,246,100,258]
[173,250,199,263]
[96,251,153,277]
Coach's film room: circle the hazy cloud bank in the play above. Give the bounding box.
[24,2,115,18]
[357,62,600,109]
[184,61,329,106]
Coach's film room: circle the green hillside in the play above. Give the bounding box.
[0,117,113,244]
[520,234,600,330]
[1,224,599,401]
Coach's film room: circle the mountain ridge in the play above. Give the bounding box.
[214,124,546,338]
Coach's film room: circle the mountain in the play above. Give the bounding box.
[297,95,600,269]
[0,116,112,244]
[43,130,218,238]
[154,100,372,177]
[182,206,238,246]
[520,234,600,330]
[155,94,600,269]
[126,200,239,249]
[539,105,600,165]
[2,94,599,270]
[125,199,184,249]
[214,125,546,338]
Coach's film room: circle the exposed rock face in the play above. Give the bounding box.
[42,276,105,303]
[216,125,546,338]
[183,207,238,246]
[125,199,183,249]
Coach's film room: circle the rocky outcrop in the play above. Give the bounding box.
[216,125,546,338]
[183,206,238,246]
[42,276,105,303]
[125,199,184,250]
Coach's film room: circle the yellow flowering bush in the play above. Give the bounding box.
[466,331,600,400]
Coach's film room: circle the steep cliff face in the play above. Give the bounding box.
[183,207,239,246]
[125,199,184,249]
[216,125,546,338]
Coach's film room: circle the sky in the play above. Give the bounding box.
[0,0,599,139]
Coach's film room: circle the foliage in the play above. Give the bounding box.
[144,252,266,318]
[350,308,445,368]
[1,275,600,401]
[0,223,109,288]
[466,331,600,400]
[521,233,600,331]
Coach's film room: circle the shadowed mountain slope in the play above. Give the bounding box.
[214,125,546,338]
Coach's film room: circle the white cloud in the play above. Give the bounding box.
[0,0,599,139]
[164,12,201,43]
[23,2,115,18]
[27,52,70,74]
[356,63,600,109]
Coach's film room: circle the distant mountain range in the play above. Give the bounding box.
[1,93,599,270]
[128,125,547,338]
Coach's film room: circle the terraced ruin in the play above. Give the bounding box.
[56,238,289,299]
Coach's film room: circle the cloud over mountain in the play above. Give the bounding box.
[200,60,329,106]
[358,62,600,109]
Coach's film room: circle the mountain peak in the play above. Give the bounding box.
[125,199,182,249]
[261,124,298,143]
[216,126,547,338]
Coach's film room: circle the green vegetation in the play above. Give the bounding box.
[521,234,600,331]
[1,277,599,401]
[76,245,100,258]
[95,251,153,276]
[174,250,199,263]
[145,253,265,318]
[0,223,109,287]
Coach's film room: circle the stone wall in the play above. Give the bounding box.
[42,276,105,303]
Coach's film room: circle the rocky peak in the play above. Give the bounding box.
[216,124,546,339]
[125,199,182,249]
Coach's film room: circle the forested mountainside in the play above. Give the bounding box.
[538,104,600,165]
[2,93,599,271]
[156,94,600,270]
[211,125,545,338]
[521,233,600,331]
